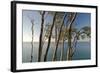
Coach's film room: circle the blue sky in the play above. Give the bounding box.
[22,10,90,42]
[75,13,90,29]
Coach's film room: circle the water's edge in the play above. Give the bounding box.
[22,42,91,63]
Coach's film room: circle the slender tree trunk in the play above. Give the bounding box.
[66,13,77,60]
[38,12,45,62]
[54,23,58,60]
[44,13,57,61]
[30,22,34,62]
[71,34,78,57]
[55,24,57,49]
[71,31,82,57]
[60,21,69,61]
[67,28,72,60]
[52,13,67,61]
[60,38,64,61]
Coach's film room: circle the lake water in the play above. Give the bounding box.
[22,42,91,63]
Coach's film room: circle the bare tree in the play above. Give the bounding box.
[71,26,91,57]
[52,13,67,61]
[27,15,34,62]
[30,20,34,62]
[66,13,77,60]
[43,12,57,61]
[60,26,65,61]
[38,11,45,62]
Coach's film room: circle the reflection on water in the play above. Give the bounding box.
[22,42,91,63]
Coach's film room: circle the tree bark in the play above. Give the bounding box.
[52,13,67,61]
[60,38,64,61]
[43,13,57,61]
[38,12,45,62]
[71,34,78,57]
[66,13,77,60]
[30,21,34,62]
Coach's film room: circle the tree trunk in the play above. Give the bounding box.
[60,22,69,61]
[30,22,34,62]
[60,38,64,61]
[66,13,77,60]
[67,28,72,60]
[55,23,58,59]
[55,24,57,49]
[43,13,57,61]
[71,34,78,57]
[52,13,67,61]
[38,12,45,62]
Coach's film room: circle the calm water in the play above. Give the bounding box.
[22,42,91,63]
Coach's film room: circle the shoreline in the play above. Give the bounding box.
[23,40,90,43]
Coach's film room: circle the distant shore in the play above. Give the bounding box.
[23,39,90,43]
